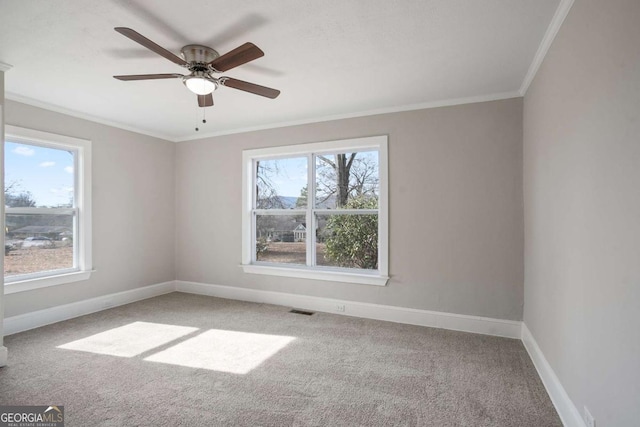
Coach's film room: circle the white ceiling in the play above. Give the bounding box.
[0,0,562,142]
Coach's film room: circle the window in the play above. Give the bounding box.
[242,135,388,286]
[4,126,92,293]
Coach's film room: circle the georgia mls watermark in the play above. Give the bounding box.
[0,406,64,427]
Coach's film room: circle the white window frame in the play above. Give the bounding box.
[3,126,92,294]
[241,135,389,286]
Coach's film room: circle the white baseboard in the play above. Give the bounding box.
[4,279,521,339]
[175,280,522,339]
[3,281,175,336]
[0,346,7,367]
[521,323,585,427]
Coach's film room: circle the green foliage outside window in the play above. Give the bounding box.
[324,197,378,269]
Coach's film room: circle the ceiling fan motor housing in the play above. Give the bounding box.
[181,45,220,71]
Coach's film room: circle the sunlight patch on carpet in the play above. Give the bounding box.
[57,321,199,357]
[143,329,296,374]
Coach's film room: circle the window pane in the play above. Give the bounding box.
[5,141,75,208]
[256,157,308,209]
[256,214,306,265]
[315,151,379,209]
[5,213,75,277]
[316,213,378,270]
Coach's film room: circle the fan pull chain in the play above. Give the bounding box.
[195,108,208,132]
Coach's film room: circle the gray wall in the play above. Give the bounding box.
[523,0,640,425]
[4,100,176,318]
[176,98,524,320]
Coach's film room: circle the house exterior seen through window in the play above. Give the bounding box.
[242,135,388,286]
[4,126,92,293]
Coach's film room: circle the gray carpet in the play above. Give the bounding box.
[0,292,561,426]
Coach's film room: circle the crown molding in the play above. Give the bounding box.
[519,0,575,96]
[6,89,520,143]
[4,92,175,142]
[176,91,521,142]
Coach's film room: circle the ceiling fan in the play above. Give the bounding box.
[113,27,280,107]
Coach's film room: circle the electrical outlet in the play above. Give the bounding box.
[336,304,346,312]
[583,406,595,427]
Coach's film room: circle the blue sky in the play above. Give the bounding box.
[5,141,74,207]
[260,157,308,198]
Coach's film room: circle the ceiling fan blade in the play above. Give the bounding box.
[115,27,187,67]
[220,77,280,99]
[197,94,214,107]
[209,42,264,72]
[114,73,184,81]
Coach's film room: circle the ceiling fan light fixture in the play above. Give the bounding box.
[184,76,217,95]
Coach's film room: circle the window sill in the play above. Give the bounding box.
[241,264,389,286]
[4,270,94,294]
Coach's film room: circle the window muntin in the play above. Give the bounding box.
[4,126,92,290]
[242,136,388,285]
